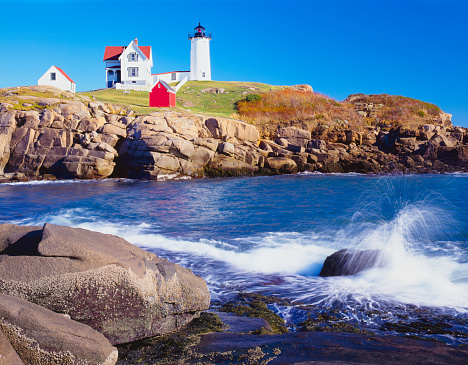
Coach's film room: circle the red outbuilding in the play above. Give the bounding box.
[149,80,176,107]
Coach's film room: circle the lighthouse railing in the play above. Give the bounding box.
[188,32,212,39]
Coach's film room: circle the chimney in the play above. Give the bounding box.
[134,38,138,45]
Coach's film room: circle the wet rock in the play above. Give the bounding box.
[208,154,259,176]
[0,328,24,365]
[62,155,115,179]
[0,223,210,345]
[0,293,118,365]
[321,162,344,173]
[267,157,297,174]
[319,248,386,277]
[344,159,380,174]
[411,154,425,164]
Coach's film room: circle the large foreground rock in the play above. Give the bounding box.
[0,223,210,345]
[319,248,386,277]
[0,293,117,365]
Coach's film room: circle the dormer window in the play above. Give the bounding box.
[50,72,56,81]
[171,73,176,80]
[128,52,139,62]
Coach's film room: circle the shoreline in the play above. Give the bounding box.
[2,168,468,186]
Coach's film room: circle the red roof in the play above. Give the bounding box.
[53,65,75,84]
[152,80,176,94]
[103,45,151,61]
[103,46,125,61]
[139,46,151,59]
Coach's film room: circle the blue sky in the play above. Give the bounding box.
[1,0,467,126]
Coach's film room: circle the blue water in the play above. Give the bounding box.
[1,173,468,342]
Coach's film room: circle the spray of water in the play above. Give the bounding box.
[306,176,468,310]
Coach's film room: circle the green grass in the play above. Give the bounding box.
[80,89,162,115]
[176,80,283,117]
[79,81,283,117]
[0,86,89,111]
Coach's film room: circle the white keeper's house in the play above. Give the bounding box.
[103,23,212,91]
[38,65,76,93]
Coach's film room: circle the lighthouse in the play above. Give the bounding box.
[189,23,211,81]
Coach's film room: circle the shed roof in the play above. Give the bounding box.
[53,65,75,84]
[154,80,176,94]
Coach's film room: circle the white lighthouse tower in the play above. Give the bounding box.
[189,23,211,81]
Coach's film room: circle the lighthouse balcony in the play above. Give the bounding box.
[188,32,212,39]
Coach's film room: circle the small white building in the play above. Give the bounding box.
[38,65,76,93]
[152,71,190,85]
[103,38,153,88]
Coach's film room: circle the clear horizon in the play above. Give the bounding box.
[1,0,467,126]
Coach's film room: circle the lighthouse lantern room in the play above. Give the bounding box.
[189,23,212,81]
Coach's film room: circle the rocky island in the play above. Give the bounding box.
[1,84,467,183]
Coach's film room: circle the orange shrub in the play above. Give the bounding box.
[237,89,364,128]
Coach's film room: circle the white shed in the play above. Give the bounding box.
[38,65,76,93]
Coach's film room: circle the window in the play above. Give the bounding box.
[202,72,206,77]
[108,70,114,76]
[128,52,139,62]
[128,67,138,77]
[171,73,176,81]
[50,72,56,81]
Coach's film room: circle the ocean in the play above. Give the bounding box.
[1,173,467,344]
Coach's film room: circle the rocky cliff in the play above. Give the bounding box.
[1,85,468,183]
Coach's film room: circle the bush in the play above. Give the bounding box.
[246,93,261,102]
[417,110,426,118]
[237,88,363,129]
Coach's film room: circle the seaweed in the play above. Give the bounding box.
[217,293,290,334]
[116,312,225,364]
